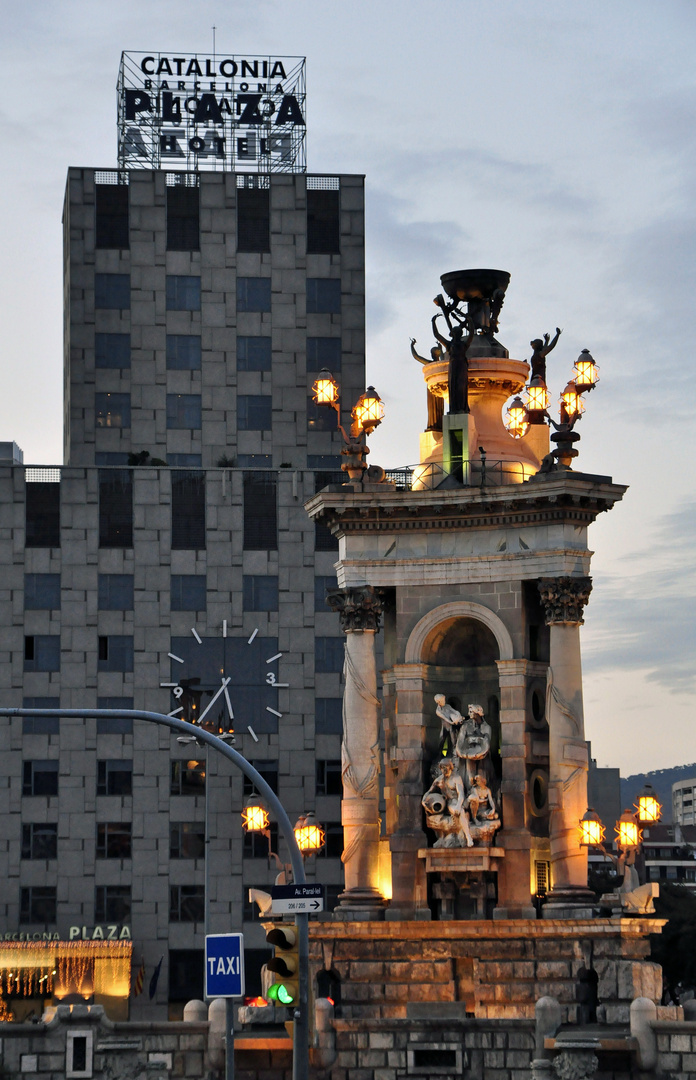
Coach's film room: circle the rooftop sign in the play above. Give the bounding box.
[118,52,306,173]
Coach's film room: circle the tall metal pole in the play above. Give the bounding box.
[0,708,310,1080]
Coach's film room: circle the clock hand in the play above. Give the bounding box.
[223,683,234,720]
[197,677,231,726]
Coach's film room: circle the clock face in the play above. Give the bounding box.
[161,625,287,741]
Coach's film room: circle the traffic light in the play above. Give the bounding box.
[264,922,299,1006]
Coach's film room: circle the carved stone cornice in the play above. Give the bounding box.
[538,576,593,625]
[327,585,384,632]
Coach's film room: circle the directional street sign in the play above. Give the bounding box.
[271,884,325,915]
[205,933,245,998]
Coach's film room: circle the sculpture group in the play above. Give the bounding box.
[422,696,501,848]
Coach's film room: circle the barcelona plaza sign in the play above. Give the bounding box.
[118,52,306,172]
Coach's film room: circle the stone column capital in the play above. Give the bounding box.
[538,576,592,626]
[327,585,384,632]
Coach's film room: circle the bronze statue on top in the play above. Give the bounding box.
[530,328,562,382]
[410,338,445,431]
[432,298,476,414]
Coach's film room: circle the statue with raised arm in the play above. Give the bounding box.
[530,328,562,382]
[411,338,445,431]
[432,297,475,414]
[455,704,492,783]
[422,758,474,848]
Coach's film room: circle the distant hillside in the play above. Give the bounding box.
[620,764,696,821]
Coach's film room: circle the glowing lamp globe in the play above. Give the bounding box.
[579,808,605,847]
[525,377,550,414]
[241,799,270,833]
[504,396,530,439]
[574,349,600,389]
[311,369,340,406]
[615,810,641,850]
[352,387,384,435]
[635,784,661,824]
[560,381,585,421]
[294,812,325,854]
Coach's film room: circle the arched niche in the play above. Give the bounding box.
[405,601,514,664]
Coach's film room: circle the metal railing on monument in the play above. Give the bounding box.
[383,458,535,491]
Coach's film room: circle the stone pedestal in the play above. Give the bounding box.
[442,411,477,480]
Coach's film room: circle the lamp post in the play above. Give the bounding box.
[311,370,384,482]
[579,789,663,896]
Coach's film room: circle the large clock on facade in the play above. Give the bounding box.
[161,623,287,741]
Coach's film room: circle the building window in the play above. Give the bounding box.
[97,697,134,734]
[306,337,342,372]
[95,885,131,922]
[317,822,343,859]
[167,186,199,251]
[98,574,134,610]
[95,273,130,309]
[170,823,206,859]
[98,635,134,672]
[24,573,61,610]
[243,575,279,612]
[237,336,272,372]
[314,576,337,613]
[237,186,271,252]
[166,275,201,311]
[22,697,60,735]
[307,279,341,315]
[169,949,204,1004]
[23,760,59,797]
[171,760,206,795]
[96,393,131,429]
[238,395,272,431]
[307,189,340,254]
[169,453,202,467]
[96,184,129,249]
[99,470,133,548]
[97,760,133,796]
[166,393,201,430]
[243,472,277,550]
[244,823,278,857]
[242,761,279,797]
[307,396,338,431]
[22,823,58,860]
[237,277,271,312]
[25,480,60,548]
[170,885,205,922]
[315,699,343,735]
[24,635,60,672]
[315,637,344,673]
[20,886,57,924]
[95,452,129,466]
[95,333,131,369]
[314,471,343,551]
[316,760,342,796]
[166,335,201,370]
[171,471,206,550]
[96,822,132,859]
[171,575,207,611]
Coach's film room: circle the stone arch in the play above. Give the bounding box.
[404,600,515,664]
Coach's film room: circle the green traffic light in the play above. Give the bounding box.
[267,982,294,1005]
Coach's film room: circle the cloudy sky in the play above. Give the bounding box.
[2,0,695,775]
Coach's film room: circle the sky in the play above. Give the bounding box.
[1,0,695,776]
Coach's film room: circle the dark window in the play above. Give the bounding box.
[98,574,134,610]
[22,823,58,859]
[171,760,206,796]
[315,637,344,673]
[24,574,61,610]
[166,275,201,311]
[95,452,129,466]
[237,277,271,312]
[25,481,60,548]
[308,456,343,471]
[169,453,202,467]
[243,472,277,550]
[98,635,134,672]
[314,576,337,613]
[22,697,60,735]
[317,821,343,859]
[242,761,279,797]
[237,186,270,252]
[71,1037,88,1073]
[237,454,272,468]
[23,760,59,797]
[244,822,278,857]
[316,760,342,796]
[171,575,207,611]
[237,336,272,372]
[167,186,199,251]
[307,396,338,431]
[170,823,205,859]
[99,470,133,548]
[170,885,205,922]
[24,635,60,672]
[238,395,272,430]
[97,760,133,796]
[315,698,343,735]
[96,392,131,428]
[171,471,206,550]
[96,822,132,858]
[169,949,204,1002]
[306,337,342,372]
[96,184,129,249]
[307,279,341,314]
[243,575,279,612]
[95,885,131,922]
[307,189,340,254]
[95,273,130,309]
[20,886,57,924]
[166,335,201,370]
[97,697,134,734]
[95,333,131,369]
[166,394,201,429]
[314,471,343,551]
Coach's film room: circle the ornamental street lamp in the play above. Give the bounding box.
[578,807,606,848]
[311,370,385,482]
[635,783,662,824]
[293,813,325,856]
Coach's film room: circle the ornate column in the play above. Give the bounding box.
[538,576,595,915]
[327,586,387,918]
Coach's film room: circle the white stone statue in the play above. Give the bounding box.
[454,703,492,783]
[421,758,474,848]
